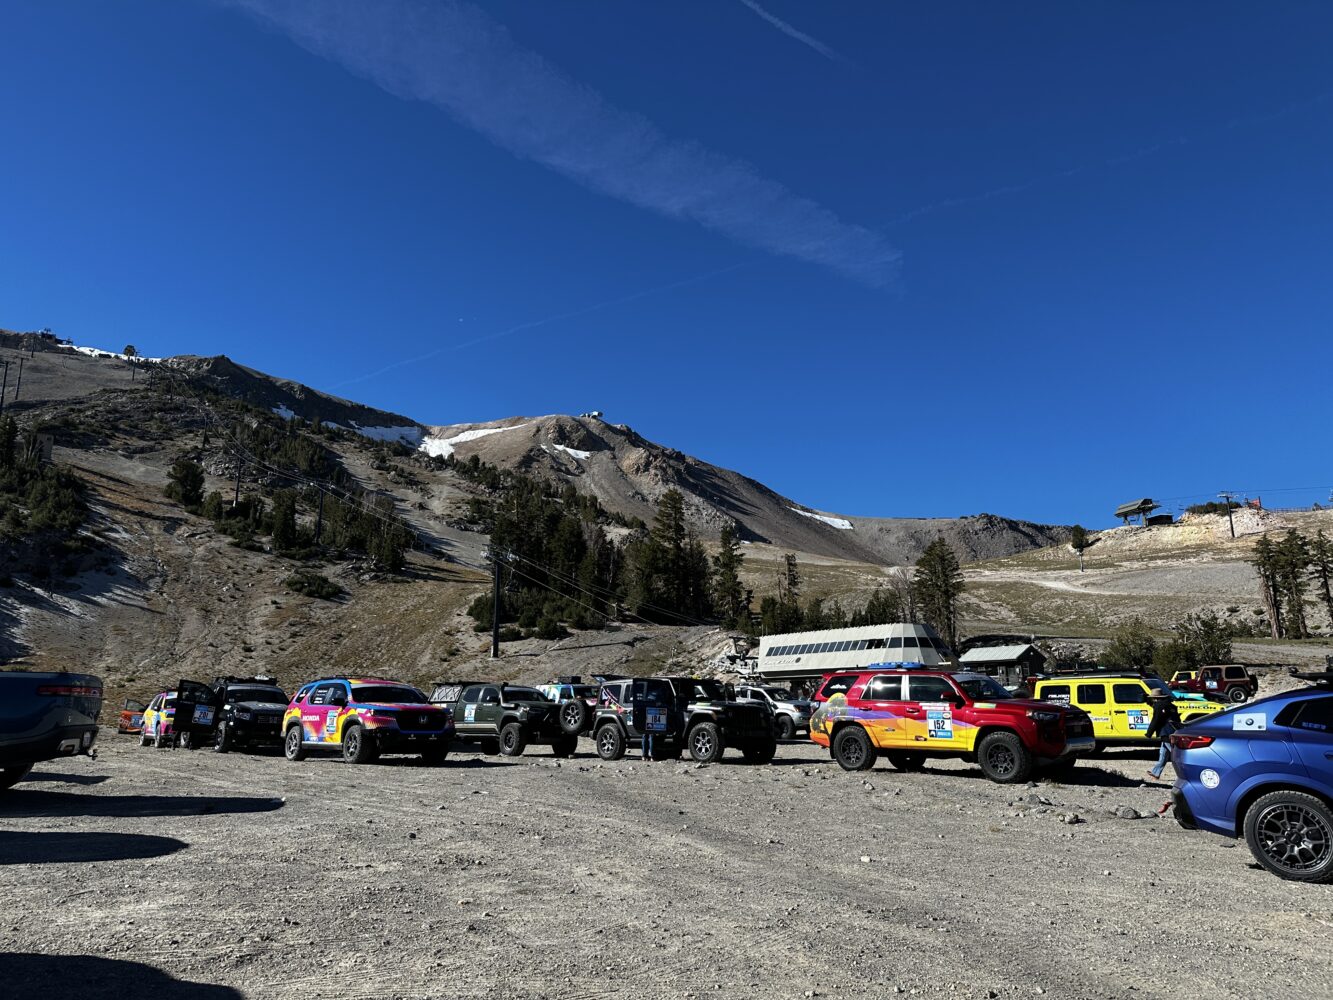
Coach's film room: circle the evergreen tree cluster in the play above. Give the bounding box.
[1251,529,1333,639]
[0,416,88,575]
[1101,613,1241,675]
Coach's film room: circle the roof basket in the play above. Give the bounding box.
[1289,668,1333,687]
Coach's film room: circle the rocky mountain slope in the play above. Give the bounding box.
[416,414,1072,564]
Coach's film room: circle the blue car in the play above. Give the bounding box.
[1171,671,1333,882]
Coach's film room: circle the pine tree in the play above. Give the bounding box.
[1276,529,1311,639]
[270,490,298,552]
[164,458,205,508]
[1309,530,1333,632]
[710,523,745,627]
[1250,535,1283,639]
[913,538,965,647]
[0,417,16,469]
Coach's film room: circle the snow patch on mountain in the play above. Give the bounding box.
[789,507,854,530]
[420,422,531,458]
[65,344,162,363]
[273,405,296,420]
[549,443,592,461]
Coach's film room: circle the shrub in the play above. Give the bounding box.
[284,570,343,600]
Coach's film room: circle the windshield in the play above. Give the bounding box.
[228,686,287,704]
[764,687,796,701]
[572,686,597,699]
[163,696,177,710]
[691,680,728,701]
[352,685,427,704]
[505,687,550,702]
[1144,676,1171,695]
[955,677,1014,700]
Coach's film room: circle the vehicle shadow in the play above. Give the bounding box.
[0,830,186,865]
[0,789,285,819]
[913,764,1154,789]
[0,953,240,998]
[25,771,111,786]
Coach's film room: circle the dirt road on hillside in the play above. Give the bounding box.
[2,739,1330,1000]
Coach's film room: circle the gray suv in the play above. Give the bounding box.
[735,684,812,740]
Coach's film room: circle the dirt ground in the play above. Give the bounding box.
[3,736,1331,1000]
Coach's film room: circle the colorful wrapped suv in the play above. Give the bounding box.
[810,666,1094,783]
[283,677,454,765]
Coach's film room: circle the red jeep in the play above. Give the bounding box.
[809,667,1094,783]
[1177,664,1258,704]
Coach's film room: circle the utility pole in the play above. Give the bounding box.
[490,548,503,660]
[314,489,325,544]
[233,453,243,509]
[12,358,22,401]
[1218,491,1237,539]
[0,361,8,417]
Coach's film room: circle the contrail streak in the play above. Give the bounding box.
[736,0,847,64]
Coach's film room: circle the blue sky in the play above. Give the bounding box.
[3,1,1331,527]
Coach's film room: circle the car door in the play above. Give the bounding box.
[302,682,342,743]
[1276,696,1333,776]
[860,674,910,749]
[477,686,503,732]
[904,674,969,752]
[1071,683,1112,738]
[174,679,222,743]
[456,685,483,733]
[142,695,161,736]
[1110,682,1152,740]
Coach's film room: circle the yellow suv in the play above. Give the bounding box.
[1030,673,1220,749]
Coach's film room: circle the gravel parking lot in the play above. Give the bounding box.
[2,737,1330,1000]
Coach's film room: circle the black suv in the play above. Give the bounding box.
[173,675,288,753]
[588,676,776,764]
[430,682,578,757]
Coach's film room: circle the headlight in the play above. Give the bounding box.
[1026,710,1059,722]
[235,710,253,721]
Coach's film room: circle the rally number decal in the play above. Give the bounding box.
[1127,709,1149,731]
[924,703,953,740]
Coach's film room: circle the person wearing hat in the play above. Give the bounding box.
[1144,689,1182,782]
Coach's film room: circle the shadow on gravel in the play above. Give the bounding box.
[0,954,240,998]
[0,830,186,865]
[914,765,1153,789]
[25,771,111,786]
[0,790,285,819]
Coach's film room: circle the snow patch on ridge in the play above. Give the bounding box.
[64,344,162,363]
[419,422,531,458]
[549,443,592,461]
[273,405,296,420]
[789,507,854,530]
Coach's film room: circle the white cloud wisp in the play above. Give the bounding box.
[218,0,897,287]
[736,0,847,63]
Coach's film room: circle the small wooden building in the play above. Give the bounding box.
[957,644,1051,688]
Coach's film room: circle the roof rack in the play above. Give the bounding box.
[1289,668,1333,688]
[212,674,281,687]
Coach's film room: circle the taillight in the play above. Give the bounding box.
[37,685,102,698]
[1170,734,1214,749]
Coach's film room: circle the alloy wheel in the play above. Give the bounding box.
[1256,803,1332,875]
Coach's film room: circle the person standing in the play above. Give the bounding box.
[1145,690,1182,782]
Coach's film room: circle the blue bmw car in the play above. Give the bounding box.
[1171,671,1333,883]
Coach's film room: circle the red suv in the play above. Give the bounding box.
[809,667,1094,783]
[1178,665,1258,704]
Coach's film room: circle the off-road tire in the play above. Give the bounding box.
[832,726,876,772]
[214,723,232,754]
[687,721,724,764]
[558,700,590,736]
[154,731,172,749]
[776,716,797,741]
[551,734,579,758]
[976,730,1033,784]
[342,724,378,765]
[284,726,307,762]
[499,722,528,757]
[741,734,778,765]
[179,732,196,751]
[1227,686,1249,704]
[420,745,449,766]
[886,751,926,772]
[138,732,151,747]
[595,723,626,761]
[0,764,33,791]
[1243,790,1333,883]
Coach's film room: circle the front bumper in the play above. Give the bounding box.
[373,727,455,752]
[223,720,284,743]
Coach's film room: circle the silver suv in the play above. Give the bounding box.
[734,684,812,740]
